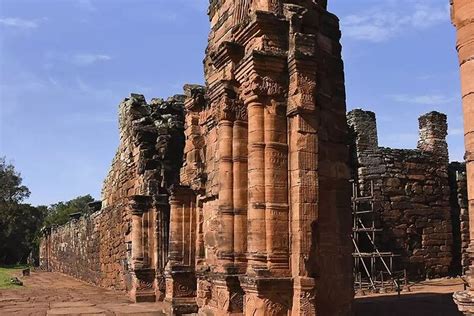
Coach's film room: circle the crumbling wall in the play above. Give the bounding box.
[39,203,128,290]
[348,109,453,279]
[449,162,470,274]
[40,94,185,295]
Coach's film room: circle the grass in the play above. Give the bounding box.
[0,265,28,289]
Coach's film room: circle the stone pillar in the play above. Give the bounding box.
[233,107,248,272]
[347,109,379,151]
[154,194,170,301]
[238,68,292,315]
[217,102,235,270]
[417,111,449,162]
[264,99,290,274]
[246,95,268,274]
[129,195,156,303]
[452,0,474,313]
[165,186,198,314]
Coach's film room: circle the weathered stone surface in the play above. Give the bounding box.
[451,1,474,313]
[348,109,453,279]
[450,162,470,276]
[170,1,353,315]
[40,1,353,314]
[40,94,186,301]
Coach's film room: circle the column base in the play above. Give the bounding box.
[197,272,244,315]
[239,276,292,315]
[454,291,474,315]
[292,277,316,315]
[131,268,156,303]
[167,298,199,315]
[165,267,198,314]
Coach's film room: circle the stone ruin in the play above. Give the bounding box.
[37,0,474,315]
[41,1,353,315]
[41,94,186,295]
[348,109,469,280]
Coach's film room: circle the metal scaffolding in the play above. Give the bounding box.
[351,180,406,294]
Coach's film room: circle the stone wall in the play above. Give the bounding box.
[449,162,470,275]
[348,109,453,279]
[40,94,185,301]
[40,1,354,313]
[39,202,129,290]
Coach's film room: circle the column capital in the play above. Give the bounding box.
[128,195,152,215]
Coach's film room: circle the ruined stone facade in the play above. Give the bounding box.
[166,1,353,314]
[348,110,454,279]
[36,0,474,314]
[41,94,186,302]
[42,1,354,315]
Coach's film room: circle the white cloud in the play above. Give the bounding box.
[341,1,449,42]
[0,17,41,29]
[390,94,456,105]
[72,54,112,66]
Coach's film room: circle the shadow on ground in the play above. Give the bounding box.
[355,292,462,316]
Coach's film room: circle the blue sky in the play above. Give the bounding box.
[0,0,462,206]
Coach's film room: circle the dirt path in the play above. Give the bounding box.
[355,278,465,316]
[0,271,169,315]
[0,271,465,315]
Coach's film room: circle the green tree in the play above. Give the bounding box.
[0,157,30,204]
[44,195,95,227]
[0,203,47,264]
[0,158,45,264]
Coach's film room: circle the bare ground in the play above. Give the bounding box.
[355,278,465,316]
[0,271,465,315]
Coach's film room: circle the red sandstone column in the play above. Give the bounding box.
[129,196,156,303]
[233,113,248,271]
[132,212,144,267]
[167,194,184,266]
[264,100,289,274]
[246,96,267,273]
[129,196,149,269]
[218,114,235,270]
[450,1,474,314]
[165,187,198,314]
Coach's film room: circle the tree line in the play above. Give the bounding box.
[0,157,95,265]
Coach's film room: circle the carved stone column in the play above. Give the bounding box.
[165,186,198,314]
[233,103,248,272]
[217,97,235,271]
[154,194,170,301]
[452,0,474,313]
[129,195,156,303]
[246,95,268,274]
[264,98,290,275]
[240,72,292,315]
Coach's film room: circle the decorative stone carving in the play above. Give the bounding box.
[39,1,355,315]
[241,75,286,99]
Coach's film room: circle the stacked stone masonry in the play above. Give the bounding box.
[41,0,354,315]
[167,1,353,314]
[38,0,474,314]
[41,94,186,302]
[348,109,465,279]
[449,162,470,275]
[37,1,474,314]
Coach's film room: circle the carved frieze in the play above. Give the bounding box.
[216,96,248,122]
[241,75,286,99]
